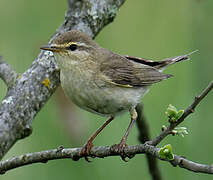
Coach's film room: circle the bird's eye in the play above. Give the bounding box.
[69,44,77,51]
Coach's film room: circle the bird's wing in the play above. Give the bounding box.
[100,53,171,87]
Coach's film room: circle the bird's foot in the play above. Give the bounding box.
[110,142,134,162]
[79,141,94,162]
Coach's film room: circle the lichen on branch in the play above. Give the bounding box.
[0,0,126,160]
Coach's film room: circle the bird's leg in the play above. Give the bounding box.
[111,107,137,161]
[80,116,114,160]
[119,108,137,148]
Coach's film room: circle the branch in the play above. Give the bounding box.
[0,0,126,160]
[0,70,211,175]
[0,144,212,175]
[172,154,213,174]
[149,80,213,146]
[0,56,18,89]
[136,104,162,180]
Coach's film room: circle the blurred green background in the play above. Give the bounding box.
[0,0,212,179]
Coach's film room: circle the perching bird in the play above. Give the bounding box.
[41,30,195,160]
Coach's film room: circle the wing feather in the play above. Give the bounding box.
[100,53,171,87]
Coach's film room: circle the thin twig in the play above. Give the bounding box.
[0,144,212,175]
[172,155,213,174]
[0,56,18,89]
[149,80,213,146]
[136,104,162,180]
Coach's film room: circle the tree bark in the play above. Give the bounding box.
[0,0,126,160]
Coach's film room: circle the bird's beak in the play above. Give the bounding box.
[40,45,61,52]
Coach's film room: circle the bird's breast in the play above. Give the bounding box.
[60,64,149,116]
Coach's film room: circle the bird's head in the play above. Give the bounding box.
[40,30,99,67]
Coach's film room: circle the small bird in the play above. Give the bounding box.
[41,30,194,160]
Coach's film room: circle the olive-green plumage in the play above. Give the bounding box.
[41,30,191,159]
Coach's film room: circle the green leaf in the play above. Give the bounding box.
[173,127,189,137]
[165,104,177,118]
[158,144,174,160]
[176,110,184,119]
[165,104,184,122]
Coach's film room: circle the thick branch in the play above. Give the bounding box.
[0,144,212,175]
[136,104,162,180]
[149,80,213,146]
[0,0,126,160]
[0,56,18,89]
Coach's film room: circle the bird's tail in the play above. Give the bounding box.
[154,50,198,71]
[125,50,198,71]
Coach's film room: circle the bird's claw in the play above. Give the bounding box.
[110,143,134,162]
[79,141,94,162]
